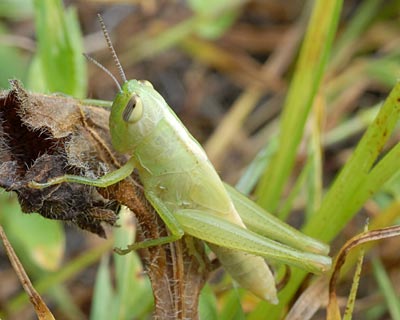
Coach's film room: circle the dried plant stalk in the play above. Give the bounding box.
[0,81,211,319]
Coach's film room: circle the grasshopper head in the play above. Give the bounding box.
[109,79,165,154]
[90,16,168,155]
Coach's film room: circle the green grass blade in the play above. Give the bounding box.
[49,286,85,320]
[110,208,153,319]
[372,257,400,320]
[235,137,278,195]
[343,244,364,320]
[255,0,343,212]
[305,110,323,220]
[249,81,400,320]
[90,256,113,320]
[329,0,384,71]
[304,82,400,241]
[277,160,310,221]
[0,0,33,19]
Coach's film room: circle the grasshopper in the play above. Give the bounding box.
[30,15,331,303]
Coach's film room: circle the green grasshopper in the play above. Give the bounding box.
[30,15,331,303]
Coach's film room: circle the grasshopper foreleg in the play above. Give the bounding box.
[28,158,136,189]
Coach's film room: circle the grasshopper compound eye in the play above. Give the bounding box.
[122,93,143,123]
[138,80,154,88]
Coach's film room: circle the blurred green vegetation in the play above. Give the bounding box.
[1,0,400,319]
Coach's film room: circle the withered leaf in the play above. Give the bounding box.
[0,80,210,319]
[0,80,121,237]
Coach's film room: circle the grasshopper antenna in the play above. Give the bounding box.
[97,14,127,84]
[83,53,122,91]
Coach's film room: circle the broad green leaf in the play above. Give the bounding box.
[0,0,33,20]
[219,289,245,320]
[199,284,218,320]
[0,25,28,87]
[0,193,64,271]
[26,55,47,92]
[30,0,86,97]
